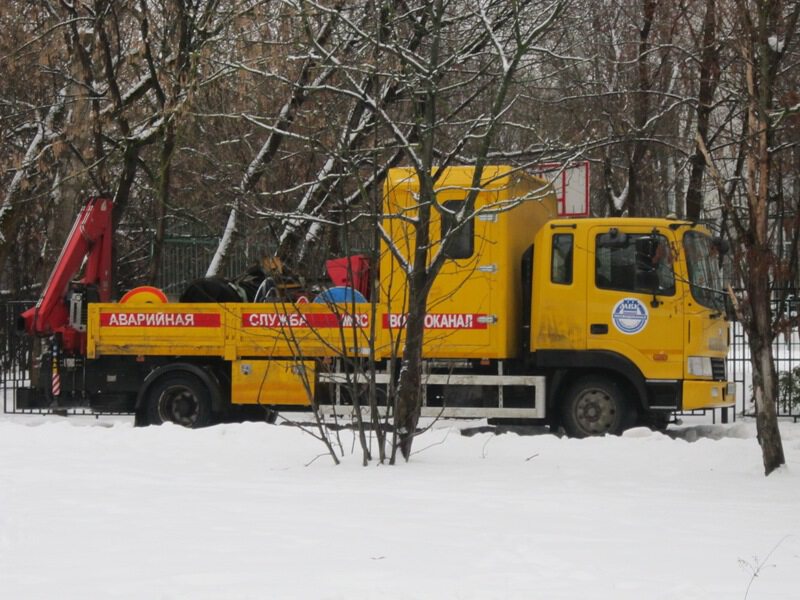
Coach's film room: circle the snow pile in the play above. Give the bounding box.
[1,413,799,599]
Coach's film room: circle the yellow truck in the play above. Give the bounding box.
[18,166,735,436]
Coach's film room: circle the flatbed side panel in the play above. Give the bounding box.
[230,303,373,359]
[89,301,513,361]
[88,303,227,358]
[88,302,375,360]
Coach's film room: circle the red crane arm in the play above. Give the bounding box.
[18,197,113,352]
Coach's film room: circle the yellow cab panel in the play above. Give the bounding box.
[680,228,734,410]
[584,220,684,383]
[530,223,588,351]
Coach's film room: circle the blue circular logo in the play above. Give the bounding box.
[612,298,649,335]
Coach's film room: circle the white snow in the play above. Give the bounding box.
[1,411,799,599]
[768,35,785,53]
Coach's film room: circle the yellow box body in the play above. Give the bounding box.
[380,165,556,359]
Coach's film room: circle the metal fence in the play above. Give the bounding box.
[156,236,262,297]
[728,319,800,420]
[3,298,799,420]
[1,300,36,415]
[1,300,132,416]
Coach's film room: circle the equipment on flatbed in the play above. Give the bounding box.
[17,167,735,435]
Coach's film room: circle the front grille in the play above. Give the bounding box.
[711,358,726,380]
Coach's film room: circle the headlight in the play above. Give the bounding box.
[688,356,713,377]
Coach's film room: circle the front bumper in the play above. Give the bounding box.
[682,379,736,411]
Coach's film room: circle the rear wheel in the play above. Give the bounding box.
[146,373,212,428]
[561,375,634,437]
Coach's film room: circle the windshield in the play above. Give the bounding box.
[683,231,725,310]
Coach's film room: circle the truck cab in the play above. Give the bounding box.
[530,218,734,434]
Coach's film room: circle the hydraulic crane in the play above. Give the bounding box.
[18,196,113,355]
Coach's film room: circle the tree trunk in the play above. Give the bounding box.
[147,122,176,283]
[685,0,719,221]
[748,257,785,475]
[205,8,345,276]
[734,0,794,476]
[751,341,785,475]
[393,280,429,462]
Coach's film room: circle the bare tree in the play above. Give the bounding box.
[230,0,569,461]
[699,0,800,475]
[343,0,569,461]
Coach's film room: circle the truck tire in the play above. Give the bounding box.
[560,375,634,438]
[180,277,245,303]
[146,372,212,428]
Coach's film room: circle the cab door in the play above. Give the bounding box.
[586,226,684,383]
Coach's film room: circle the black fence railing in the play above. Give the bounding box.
[3,298,800,421]
[2,300,36,414]
[1,299,127,416]
[726,317,800,420]
[156,236,261,297]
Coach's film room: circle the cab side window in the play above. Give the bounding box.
[595,233,675,294]
[551,234,573,284]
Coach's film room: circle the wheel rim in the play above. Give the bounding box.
[574,387,617,435]
[157,385,200,426]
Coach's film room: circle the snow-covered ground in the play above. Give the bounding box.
[1,411,799,599]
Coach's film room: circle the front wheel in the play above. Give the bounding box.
[560,376,635,438]
[146,373,212,428]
